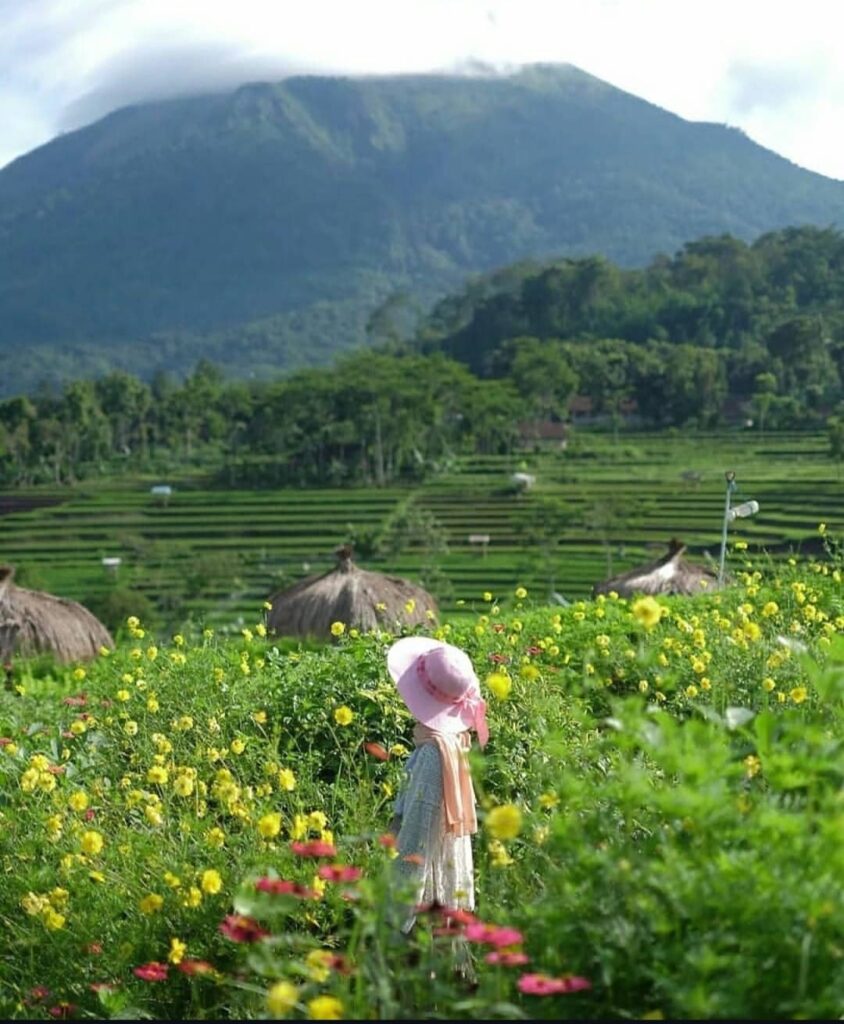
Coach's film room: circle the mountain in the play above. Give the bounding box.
[2,63,844,394]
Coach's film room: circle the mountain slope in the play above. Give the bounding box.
[2,63,844,391]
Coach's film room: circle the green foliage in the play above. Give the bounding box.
[0,546,842,1018]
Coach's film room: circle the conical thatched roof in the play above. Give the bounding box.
[266,546,438,640]
[0,565,114,664]
[592,539,720,599]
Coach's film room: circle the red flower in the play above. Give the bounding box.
[84,808,96,821]
[440,907,478,926]
[465,922,524,948]
[364,741,389,761]
[177,959,215,976]
[63,694,87,707]
[402,853,424,866]
[318,864,362,883]
[291,840,336,858]
[0,737,14,747]
[526,646,542,655]
[218,914,269,943]
[133,962,169,982]
[48,1002,77,1018]
[85,943,103,955]
[29,986,50,1001]
[255,877,317,899]
[517,972,591,995]
[377,833,396,849]
[491,625,506,634]
[485,951,530,966]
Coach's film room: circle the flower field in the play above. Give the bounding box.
[1,539,843,1019]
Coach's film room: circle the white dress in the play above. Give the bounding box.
[392,743,475,933]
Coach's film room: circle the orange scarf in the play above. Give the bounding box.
[413,724,477,837]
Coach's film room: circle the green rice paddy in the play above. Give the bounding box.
[1,430,840,629]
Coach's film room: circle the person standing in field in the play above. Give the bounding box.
[386,637,489,933]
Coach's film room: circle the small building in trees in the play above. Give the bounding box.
[0,565,114,663]
[592,539,720,598]
[266,545,438,639]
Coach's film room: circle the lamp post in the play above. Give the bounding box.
[718,471,759,585]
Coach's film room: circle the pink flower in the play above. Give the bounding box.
[0,737,14,747]
[465,922,524,948]
[377,833,396,849]
[485,951,530,966]
[63,694,87,707]
[440,907,478,926]
[517,972,592,995]
[255,877,316,899]
[48,1002,77,1018]
[318,864,362,883]
[85,943,103,955]
[177,959,216,976]
[291,840,337,858]
[218,915,269,943]
[133,962,169,982]
[29,986,50,1002]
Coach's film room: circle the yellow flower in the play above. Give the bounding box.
[139,893,164,914]
[267,980,299,1017]
[147,645,159,660]
[487,839,514,867]
[334,706,354,726]
[258,813,282,839]
[514,586,527,600]
[486,804,523,840]
[80,831,104,856]
[790,686,808,704]
[163,871,182,888]
[307,996,344,1020]
[127,615,140,629]
[389,743,408,757]
[182,886,202,908]
[206,826,226,848]
[43,908,66,930]
[482,591,493,602]
[685,685,699,698]
[144,805,164,827]
[631,596,663,629]
[486,672,512,700]
[173,633,185,647]
[404,598,416,614]
[201,869,223,895]
[538,792,559,809]
[252,710,267,725]
[168,937,187,964]
[330,621,346,637]
[116,689,130,702]
[762,677,776,692]
[72,667,86,681]
[68,791,89,812]
[308,810,328,831]
[818,522,827,535]
[278,768,297,791]
[762,601,779,618]
[123,720,139,736]
[173,774,195,797]
[230,738,246,755]
[255,622,267,638]
[305,949,333,982]
[147,766,169,785]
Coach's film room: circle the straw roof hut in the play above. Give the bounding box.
[0,565,114,664]
[592,539,720,599]
[266,545,438,639]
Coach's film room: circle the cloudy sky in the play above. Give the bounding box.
[2,0,843,178]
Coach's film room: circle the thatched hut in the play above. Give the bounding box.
[0,565,114,664]
[592,539,720,599]
[266,545,438,640]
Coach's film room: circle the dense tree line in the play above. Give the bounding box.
[3,227,844,487]
[420,226,844,420]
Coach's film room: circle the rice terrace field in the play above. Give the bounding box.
[2,430,841,631]
[1,427,844,1020]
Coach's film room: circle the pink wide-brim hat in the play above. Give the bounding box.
[387,636,489,746]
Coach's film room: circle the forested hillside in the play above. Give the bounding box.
[2,65,844,392]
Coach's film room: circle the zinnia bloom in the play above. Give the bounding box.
[133,962,169,982]
[465,922,524,948]
[317,864,362,883]
[218,914,269,943]
[291,840,336,858]
[485,951,530,966]
[485,804,523,840]
[517,972,592,995]
[177,959,215,976]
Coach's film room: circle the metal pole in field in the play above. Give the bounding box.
[718,470,737,585]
